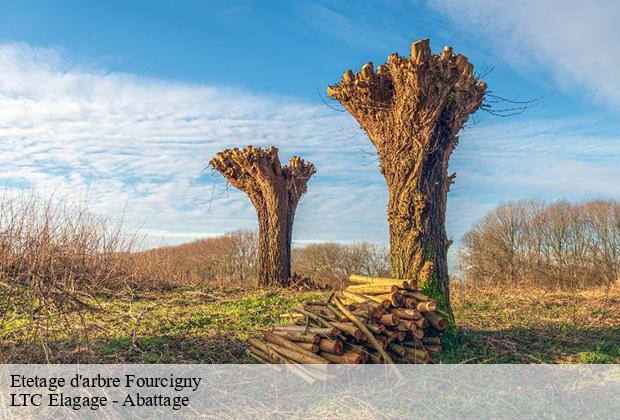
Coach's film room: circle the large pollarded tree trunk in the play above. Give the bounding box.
[210,146,315,287]
[328,39,486,310]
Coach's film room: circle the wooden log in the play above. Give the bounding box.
[347,283,402,295]
[397,341,432,363]
[361,293,383,303]
[387,342,408,357]
[421,336,441,345]
[366,292,397,307]
[263,332,329,364]
[440,45,453,60]
[378,313,400,326]
[330,322,365,341]
[248,338,294,364]
[362,294,392,308]
[327,303,349,321]
[297,342,321,353]
[409,292,431,302]
[424,312,447,331]
[318,339,344,355]
[366,323,386,334]
[348,279,416,292]
[304,301,328,306]
[293,306,333,328]
[391,308,421,320]
[343,343,382,363]
[416,301,436,313]
[349,308,371,320]
[342,342,365,353]
[370,306,386,319]
[320,351,365,364]
[404,298,418,309]
[390,293,406,307]
[392,290,431,301]
[378,335,393,348]
[341,290,369,303]
[333,296,399,369]
[304,304,337,320]
[414,317,428,329]
[361,336,386,350]
[272,330,321,344]
[273,325,339,338]
[395,320,416,331]
[349,274,413,286]
[369,354,386,364]
[246,347,274,364]
[264,341,327,365]
[382,329,406,341]
[340,296,359,306]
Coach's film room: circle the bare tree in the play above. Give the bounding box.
[210,146,315,287]
[292,242,390,288]
[327,39,486,308]
[459,200,620,289]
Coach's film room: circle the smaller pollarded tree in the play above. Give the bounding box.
[210,146,315,287]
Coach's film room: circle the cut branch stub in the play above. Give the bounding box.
[327,38,487,310]
[210,146,315,287]
[326,38,486,155]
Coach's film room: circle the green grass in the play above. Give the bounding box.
[2,285,618,364]
[1,288,328,363]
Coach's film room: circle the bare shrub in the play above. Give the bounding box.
[458,200,620,289]
[0,191,139,360]
[292,242,390,288]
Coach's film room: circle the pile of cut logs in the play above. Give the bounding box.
[246,274,447,365]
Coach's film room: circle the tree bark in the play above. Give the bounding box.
[385,138,452,303]
[210,146,315,287]
[328,39,486,310]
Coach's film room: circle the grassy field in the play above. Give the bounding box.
[2,284,619,364]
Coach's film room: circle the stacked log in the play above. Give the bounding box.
[246,274,448,367]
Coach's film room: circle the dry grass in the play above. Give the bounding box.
[440,283,620,363]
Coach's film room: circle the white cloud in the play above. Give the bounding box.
[0,42,618,271]
[0,43,388,249]
[429,0,620,108]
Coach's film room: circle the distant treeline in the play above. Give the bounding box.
[137,231,389,288]
[458,200,620,289]
[2,192,617,295]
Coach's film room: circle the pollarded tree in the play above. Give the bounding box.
[327,39,486,309]
[210,146,315,287]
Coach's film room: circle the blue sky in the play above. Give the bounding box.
[0,1,619,267]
